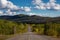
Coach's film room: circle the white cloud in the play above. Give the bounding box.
[0,9,17,16]
[35,4,46,10]
[0,0,31,12]
[0,0,20,15]
[0,0,31,16]
[24,7,31,12]
[27,13,43,16]
[7,1,20,10]
[6,9,17,15]
[35,6,41,9]
[21,6,31,12]
[0,0,7,8]
[33,0,42,5]
[27,12,57,17]
[54,4,60,10]
[27,13,36,15]
[33,0,60,10]
[0,11,3,15]
[0,0,19,10]
[49,0,56,3]
[33,0,46,10]
[47,0,60,10]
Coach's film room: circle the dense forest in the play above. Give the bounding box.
[0,14,60,38]
[31,23,60,37]
[0,20,28,35]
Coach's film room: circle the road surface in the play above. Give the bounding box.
[6,25,60,40]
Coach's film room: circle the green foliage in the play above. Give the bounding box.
[46,29,58,37]
[0,20,28,35]
[0,19,60,37]
[0,20,15,35]
[31,23,60,37]
[16,23,28,33]
[32,24,45,35]
[45,23,60,37]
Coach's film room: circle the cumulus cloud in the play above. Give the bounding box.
[6,9,17,15]
[33,0,42,5]
[33,0,60,10]
[24,7,31,12]
[27,12,57,17]
[20,6,31,12]
[27,13,43,16]
[0,0,31,16]
[33,0,46,10]
[0,0,20,10]
[0,0,20,15]
[0,0,7,8]
[0,10,17,16]
[0,11,3,15]
[27,13,36,16]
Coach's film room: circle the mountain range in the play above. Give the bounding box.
[0,14,60,24]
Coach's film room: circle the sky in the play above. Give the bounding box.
[0,0,60,17]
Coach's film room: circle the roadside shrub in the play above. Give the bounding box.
[32,24,45,35]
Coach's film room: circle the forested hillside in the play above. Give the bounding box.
[0,14,60,38]
[0,14,60,23]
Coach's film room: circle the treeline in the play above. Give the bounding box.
[31,22,60,37]
[0,20,28,35]
[0,19,60,37]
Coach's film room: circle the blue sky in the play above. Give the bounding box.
[9,0,60,17]
[9,0,60,6]
[0,0,60,17]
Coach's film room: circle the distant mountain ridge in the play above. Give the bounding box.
[0,14,60,24]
